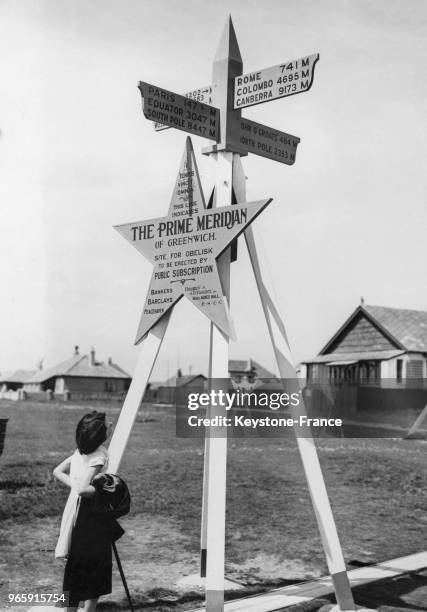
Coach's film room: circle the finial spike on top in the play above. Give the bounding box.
[214,15,242,63]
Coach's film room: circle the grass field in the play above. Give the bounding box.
[0,399,426,611]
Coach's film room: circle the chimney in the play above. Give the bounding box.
[177,368,182,378]
[90,347,96,366]
[74,345,79,356]
[108,357,113,366]
[360,296,365,306]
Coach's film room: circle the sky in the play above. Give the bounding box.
[0,0,426,381]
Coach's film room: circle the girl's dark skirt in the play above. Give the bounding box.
[63,497,112,607]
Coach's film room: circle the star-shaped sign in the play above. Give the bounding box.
[115,137,271,344]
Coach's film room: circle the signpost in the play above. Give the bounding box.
[234,53,319,109]
[104,15,371,612]
[139,82,220,141]
[154,86,212,131]
[234,116,300,165]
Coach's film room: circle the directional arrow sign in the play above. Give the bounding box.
[154,86,212,131]
[139,82,220,141]
[234,53,319,109]
[235,117,300,165]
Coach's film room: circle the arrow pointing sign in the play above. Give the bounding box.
[234,53,319,109]
[235,117,300,165]
[154,86,213,131]
[139,81,220,141]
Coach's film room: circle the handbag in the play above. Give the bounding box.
[92,473,134,611]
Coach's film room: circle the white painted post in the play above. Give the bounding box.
[108,312,171,472]
[233,155,357,611]
[200,324,214,577]
[205,151,233,612]
[406,404,427,439]
[201,17,243,610]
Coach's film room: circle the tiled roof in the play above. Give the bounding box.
[229,359,249,372]
[0,369,36,384]
[26,354,130,383]
[364,305,427,352]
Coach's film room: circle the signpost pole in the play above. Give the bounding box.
[205,152,233,612]
[233,156,356,610]
[200,324,214,577]
[202,18,244,611]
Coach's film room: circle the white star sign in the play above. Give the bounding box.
[115,138,271,344]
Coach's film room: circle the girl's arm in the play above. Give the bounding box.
[76,464,102,498]
[53,456,73,488]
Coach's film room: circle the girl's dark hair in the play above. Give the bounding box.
[76,411,107,454]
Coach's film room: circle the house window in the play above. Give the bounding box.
[104,381,116,393]
[407,360,423,379]
[396,359,403,382]
[307,364,319,382]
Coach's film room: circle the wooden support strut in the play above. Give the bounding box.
[108,312,171,473]
[232,155,357,611]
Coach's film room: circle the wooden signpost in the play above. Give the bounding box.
[154,86,213,131]
[139,82,220,141]
[235,117,300,165]
[107,15,369,612]
[234,53,319,109]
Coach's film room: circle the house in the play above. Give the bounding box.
[229,358,277,386]
[303,302,427,385]
[144,358,279,404]
[0,369,36,392]
[23,346,131,399]
[145,370,207,404]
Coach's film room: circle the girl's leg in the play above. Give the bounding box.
[83,598,98,612]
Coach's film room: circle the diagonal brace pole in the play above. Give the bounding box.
[233,155,356,612]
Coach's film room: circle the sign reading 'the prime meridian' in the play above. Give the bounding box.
[234,53,319,109]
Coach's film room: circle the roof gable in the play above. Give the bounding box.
[320,306,403,355]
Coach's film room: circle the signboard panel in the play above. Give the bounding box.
[115,139,270,342]
[154,86,212,131]
[234,53,319,109]
[236,117,300,165]
[139,82,220,141]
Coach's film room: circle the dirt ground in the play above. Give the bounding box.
[0,399,426,611]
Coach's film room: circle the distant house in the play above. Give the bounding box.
[0,369,36,392]
[145,370,207,404]
[302,303,427,385]
[229,358,277,385]
[145,358,279,404]
[23,346,131,398]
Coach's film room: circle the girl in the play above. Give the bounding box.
[53,411,113,612]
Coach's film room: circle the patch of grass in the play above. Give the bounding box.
[0,399,426,610]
